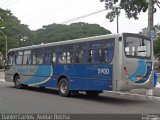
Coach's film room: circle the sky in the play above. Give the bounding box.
[0,0,160,34]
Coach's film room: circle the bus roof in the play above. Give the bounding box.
[8,33,147,52]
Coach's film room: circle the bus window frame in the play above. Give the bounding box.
[23,50,32,65]
[57,44,74,64]
[32,48,44,65]
[123,33,151,59]
[52,48,57,64]
[74,42,87,64]
[15,51,24,65]
[7,52,15,66]
[88,39,115,64]
[43,47,53,65]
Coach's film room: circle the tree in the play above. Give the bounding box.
[0,8,36,56]
[34,22,111,44]
[140,24,160,57]
[154,35,160,62]
[154,24,160,34]
[154,24,160,57]
[0,8,111,56]
[100,0,148,22]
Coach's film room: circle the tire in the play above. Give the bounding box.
[14,76,22,89]
[58,78,70,97]
[85,91,102,97]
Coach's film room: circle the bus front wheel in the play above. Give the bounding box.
[58,78,70,97]
[14,76,22,89]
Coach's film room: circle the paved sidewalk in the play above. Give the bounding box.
[0,69,4,81]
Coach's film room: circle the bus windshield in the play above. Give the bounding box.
[124,36,151,58]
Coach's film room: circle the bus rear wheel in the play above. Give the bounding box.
[14,76,22,89]
[58,78,70,97]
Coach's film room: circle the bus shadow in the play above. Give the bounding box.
[73,93,146,104]
[8,86,149,104]
[9,86,59,96]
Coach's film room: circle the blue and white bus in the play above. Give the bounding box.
[5,33,154,97]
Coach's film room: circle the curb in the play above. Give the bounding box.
[104,91,160,101]
[0,79,5,82]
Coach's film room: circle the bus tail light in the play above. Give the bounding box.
[136,76,143,80]
[124,67,129,77]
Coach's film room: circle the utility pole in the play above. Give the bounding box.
[115,6,120,33]
[148,0,154,37]
[146,0,154,96]
[116,9,119,33]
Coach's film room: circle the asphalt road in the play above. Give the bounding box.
[0,80,160,114]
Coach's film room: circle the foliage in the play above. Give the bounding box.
[154,36,160,56]
[0,8,111,57]
[34,22,111,44]
[0,8,36,56]
[100,0,148,22]
[154,24,160,57]
[140,24,160,57]
[154,24,160,34]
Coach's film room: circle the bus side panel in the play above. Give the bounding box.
[54,64,113,91]
[19,65,57,87]
[69,78,112,90]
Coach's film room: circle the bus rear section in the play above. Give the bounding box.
[118,33,154,91]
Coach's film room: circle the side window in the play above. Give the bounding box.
[7,52,14,66]
[59,52,67,63]
[88,39,115,64]
[99,39,115,63]
[66,51,73,63]
[88,49,94,63]
[75,50,83,63]
[53,52,56,63]
[99,48,108,62]
[15,51,23,65]
[23,50,31,65]
[88,41,99,63]
[32,48,43,64]
[75,43,87,63]
[104,39,115,63]
[44,48,52,64]
[57,45,73,64]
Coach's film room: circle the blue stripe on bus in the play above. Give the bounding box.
[128,60,147,82]
[134,62,152,83]
[20,64,113,91]
[128,60,152,84]
[20,65,53,86]
[53,64,112,80]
